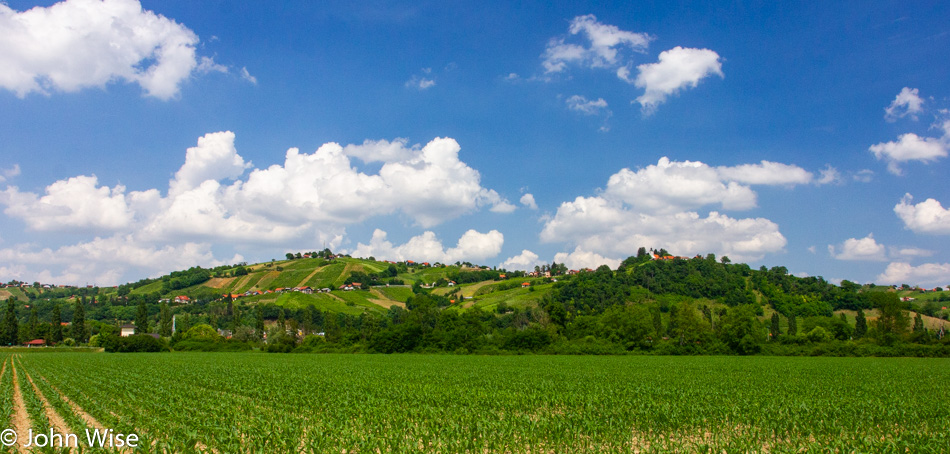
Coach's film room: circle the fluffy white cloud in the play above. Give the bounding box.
[542,14,652,74]
[894,194,950,234]
[716,161,814,186]
[540,196,786,262]
[343,138,415,163]
[869,133,948,175]
[829,234,887,261]
[889,247,934,259]
[566,95,609,116]
[2,133,513,244]
[0,175,138,231]
[877,262,950,287]
[520,193,538,210]
[816,165,841,185]
[554,247,621,271]
[349,229,503,264]
[885,87,924,122]
[0,0,219,99]
[169,131,251,196]
[634,47,723,114]
[0,235,239,286]
[536,156,812,262]
[604,157,758,213]
[499,249,542,271]
[0,164,20,183]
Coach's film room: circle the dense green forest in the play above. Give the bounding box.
[2,249,948,356]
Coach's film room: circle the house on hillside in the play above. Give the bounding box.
[447,281,456,286]
[521,282,531,288]
[174,295,191,304]
[120,324,135,337]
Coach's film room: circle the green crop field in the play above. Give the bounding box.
[3,352,948,452]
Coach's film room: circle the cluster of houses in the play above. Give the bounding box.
[219,286,336,301]
[525,268,594,278]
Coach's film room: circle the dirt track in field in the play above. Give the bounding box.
[10,359,31,453]
[22,369,72,444]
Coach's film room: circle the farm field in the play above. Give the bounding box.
[2,353,948,452]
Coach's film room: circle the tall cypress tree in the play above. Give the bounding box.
[3,298,18,346]
[72,299,86,343]
[27,307,38,340]
[770,313,781,340]
[255,306,265,340]
[787,314,797,336]
[51,305,63,343]
[135,300,149,334]
[159,302,173,337]
[854,309,868,339]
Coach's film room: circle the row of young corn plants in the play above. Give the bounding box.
[14,353,950,452]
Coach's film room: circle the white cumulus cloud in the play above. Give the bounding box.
[885,87,925,122]
[0,0,221,99]
[634,46,723,114]
[877,262,950,287]
[499,249,542,271]
[554,247,621,271]
[828,234,887,261]
[0,164,20,183]
[894,194,950,234]
[540,196,786,263]
[566,95,609,115]
[869,133,948,175]
[716,161,814,186]
[542,14,652,74]
[0,133,515,283]
[520,193,538,210]
[0,175,138,231]
[604,157,758,213]
[349,229,503,264]
[0,235,239,286]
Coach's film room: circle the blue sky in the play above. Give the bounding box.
[1,0,949,287]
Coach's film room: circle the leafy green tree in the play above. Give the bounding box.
[913,313,925,333]
[135,300,149,334]
[854,309,868,339]
[2,298,19,346]
[872,292,908,345]
[72,299,86,343]
[159,302,173,337]
[787,314,797,336]
[718,305,762,354]
[600,305,655,350]
[669,302,705,346]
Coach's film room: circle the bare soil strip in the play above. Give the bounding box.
[37,379,104,434]
[10,359,31,454]
[296,265,326,288]
[368,289,405,309]
[22,371,72,446]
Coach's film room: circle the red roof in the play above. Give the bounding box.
[25,339,45,345]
